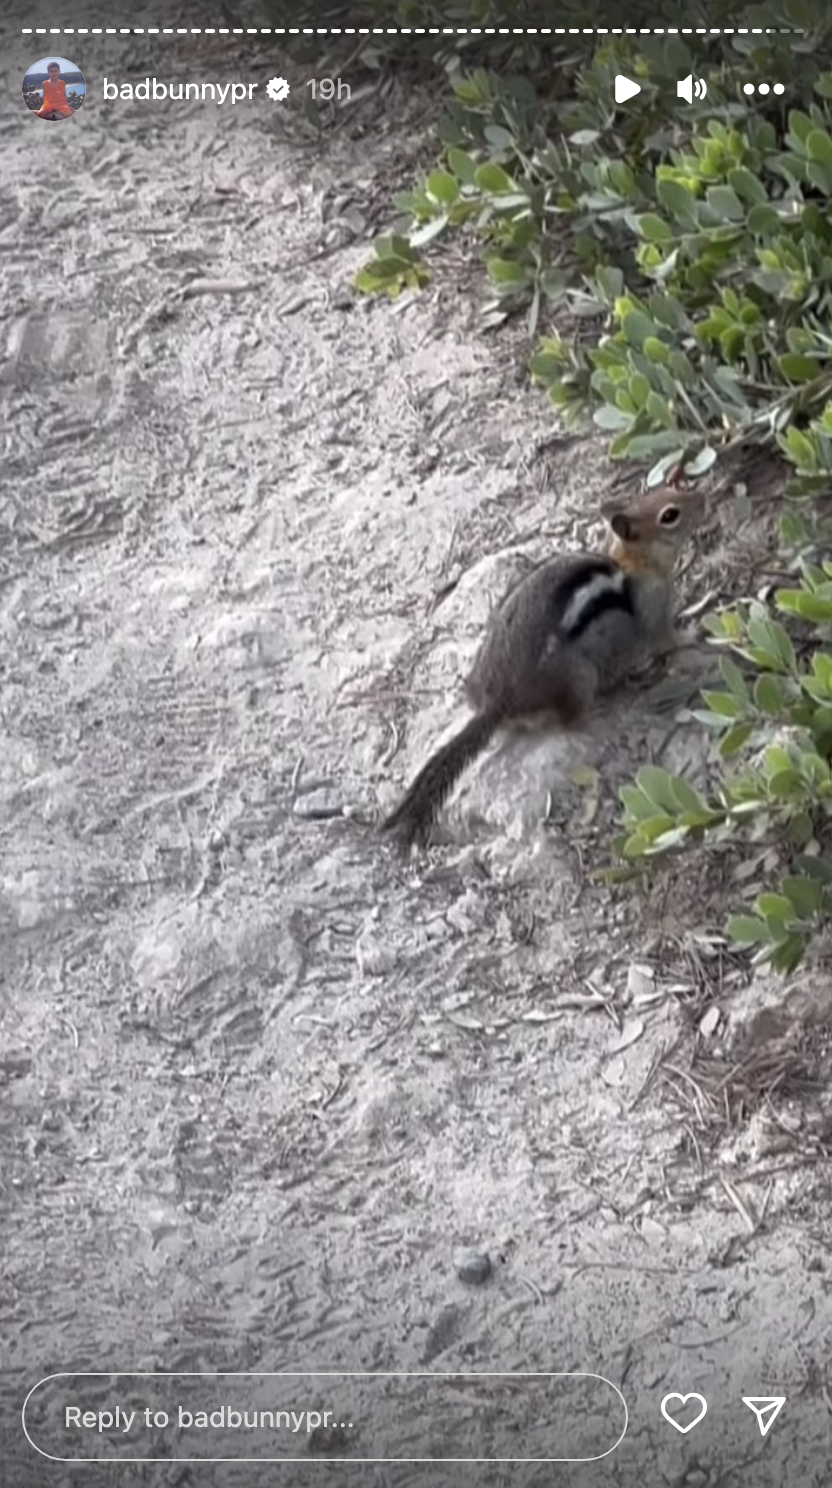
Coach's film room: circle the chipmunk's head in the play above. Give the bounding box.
[601,485,705,575]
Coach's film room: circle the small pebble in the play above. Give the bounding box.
[454,1248,492,1286]
[355,933,394,977]
[292,788,344,820]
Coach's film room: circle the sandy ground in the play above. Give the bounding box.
[3,9,832,1487]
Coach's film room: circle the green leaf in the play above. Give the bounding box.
[780,874,824,919]
[745,648,784,671]
[483,124,516,150]
[704,610,741,640]
[747,203,781,234]
[633,764,685,814]
[387,234,418,260]
[474,161,517,193]
[595,265,625,302]
[788,812,816,848]
[727,166,767,204]
[747,609,790,665]
[638,213,673,243]
[768,620,797,671]
[787,110,815,145]
[649,825,692,851]
[806,128,832,164]
[700,690,744,719]
[634,813,679,844]
[809,651,832,694]
[806,157,832,194]
[620,309,658,350]
[764,745,796,776]
[624,432,686,458]
[446,148,478,185]
[718,722,755,757]
[619,785,657,821]
[656,177,700,228]
[803,752,832,788]
[775,589,832,623]
[426,170,460,205]
[766,768,805,799]
[780,427,819,469]
[668,776,710,813]
[693,708,738,729]
[777,352,822,383]
[651,297,689,332]
[541,270,566,301]
[630,372,652,409]
[644,337,672,367]
[768,933,806,973]
[726,914,769,945]
[719,656,750,704]
[705,185,746,221]
[754,673,786,715]
[486,256,529,285]
[593,404,632,430]
[645,389,671,425]
[354,251,430,296]
[620,831,651,859]
[410,216,450,247]
[757,891,797,926]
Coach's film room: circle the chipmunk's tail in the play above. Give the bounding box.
[381,711,500,850]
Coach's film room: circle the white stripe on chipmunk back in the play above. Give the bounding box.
[559,568,628,636]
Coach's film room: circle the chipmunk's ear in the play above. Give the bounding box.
[606,509,635,541]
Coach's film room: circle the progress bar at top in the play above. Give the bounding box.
[20,25,803,34]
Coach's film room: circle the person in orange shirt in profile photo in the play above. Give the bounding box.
[36,61,74,120]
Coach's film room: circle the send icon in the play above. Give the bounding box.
[742,1397,786,1438]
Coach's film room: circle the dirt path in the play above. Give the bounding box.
[3,11,832,1487]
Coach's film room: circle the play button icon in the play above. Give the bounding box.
[615,74,642,103]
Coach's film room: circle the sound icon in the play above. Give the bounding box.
[677,74,707,103]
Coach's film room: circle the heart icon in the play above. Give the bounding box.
[661,1392,708,1434]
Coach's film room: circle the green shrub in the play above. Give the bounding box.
[618,556,832,972]
[270,0,832,969]
[350,17,832,481]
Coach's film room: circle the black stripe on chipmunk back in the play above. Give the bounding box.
[554,559,635,640]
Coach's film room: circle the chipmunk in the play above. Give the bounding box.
[380,484,703,851]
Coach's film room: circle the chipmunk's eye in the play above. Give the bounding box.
[659,504,681,527]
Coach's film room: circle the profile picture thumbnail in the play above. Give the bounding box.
[22,57,86,121]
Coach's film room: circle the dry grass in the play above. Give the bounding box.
[631,933,832,1169]
[659,1033,832,1142]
